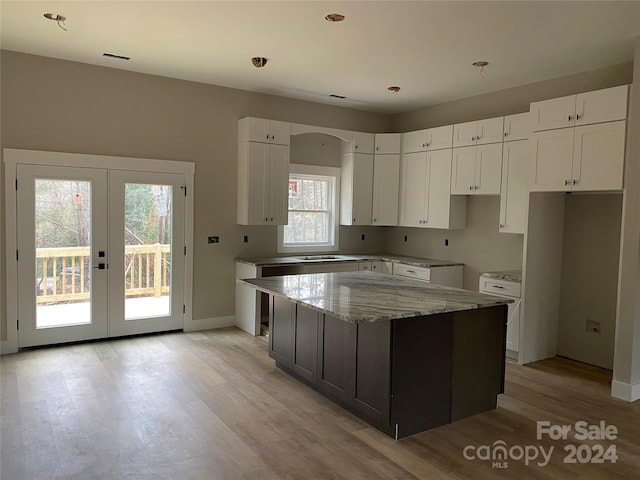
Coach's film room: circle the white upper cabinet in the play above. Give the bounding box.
[529,120,626,192]
[503,112,532,142]
[530,85,628,132]
[499,140,529,234]
[238,117,291,145]
[237,142,289,225]
[400,149,466,229]
[341,153,374,225]
[451,143,503,195]
[374,133,402,154]
[402,125,453,153]
[372,154,400,226]
[342,132,375,154]
[453,117,504,147]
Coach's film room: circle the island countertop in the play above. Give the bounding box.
[238,271,512,323]
[235,253,463,268]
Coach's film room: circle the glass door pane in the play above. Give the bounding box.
[108,171,185,338]
[17,165,108,348]
[124,183,172,320]
[35,179,92,328]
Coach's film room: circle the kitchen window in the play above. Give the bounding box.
[277,164,340,253]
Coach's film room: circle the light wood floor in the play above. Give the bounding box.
[1,327,638,479]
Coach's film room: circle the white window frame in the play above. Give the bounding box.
[277,164,340,254]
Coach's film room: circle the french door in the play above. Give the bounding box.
[17,165,186,347]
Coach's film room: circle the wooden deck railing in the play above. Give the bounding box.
[36,244,171,304]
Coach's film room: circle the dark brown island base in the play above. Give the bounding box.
[239,271,511,439]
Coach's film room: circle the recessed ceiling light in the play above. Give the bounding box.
[325,13,345,22]
[44,13,66,22]
[387,86,401,93]
[251,57,268,68]
[329,94,347,99]
[103,53,131,61]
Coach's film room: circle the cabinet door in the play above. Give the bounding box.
[503,112,532,142]
[572,121,626,191]
[267,144,289,224]
[246,142,269,224]
[269,296,294,367]
[453,121,477,148]
[529,128,574,192]
[317,314,356,402]
[371,261,392,275]
[451,146,477,194]
[352,154,374,225]
[476,117,504,145]
[270,120,291,146]
[530,94,576,131]
[475,143,503,195]
[375,133,402,154]
[400,152,428,227]
[427,125,454,150]
[499,140,529,234]
[575,85,628,127]
[372,154,400,226]
[506,300,520,353]
[240,117,271,143]
[293,306,318,383]
[352,132,375,154]
[426,149,454,228]
[402,130,428,154]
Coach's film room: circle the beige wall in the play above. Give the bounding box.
[0,51,390,340]
[384,196,524,291]
[390,63,633,132]
[558,194,623,369]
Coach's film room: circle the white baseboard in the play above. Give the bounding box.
[183,315,236,332]
[611,380,640,402]
[0,340,18,355]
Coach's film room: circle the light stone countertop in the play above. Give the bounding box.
[235,253,463,268]
[238,271,512,324]
[480,270,522,283]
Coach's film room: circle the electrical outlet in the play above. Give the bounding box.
[361,234,365,241]
[445,239,449,246]
[208,236,219,244]
[243,235,248,243]
[404,235,408,242]
[586,319,601,333]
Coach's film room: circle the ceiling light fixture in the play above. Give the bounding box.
[325,13,345,22]
[251,57,268,68]
[387,86,401,93]
[472,61,489,78]
[43,12,67,31]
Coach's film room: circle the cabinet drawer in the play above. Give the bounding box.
[479,277,521,297]
[393,263,431,282]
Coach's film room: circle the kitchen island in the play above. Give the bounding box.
[238,271,511,439]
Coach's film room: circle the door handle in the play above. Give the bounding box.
[93,263,108,270]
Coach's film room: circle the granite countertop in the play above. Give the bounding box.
[480,270,522,283]
[236,253,463,268]
[238,271,512,324]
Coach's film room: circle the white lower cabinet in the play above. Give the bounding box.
[392,264,463,288]
[371,261,393,275]
[479,276,521,359]
[499,140,529,234]
[400,149,466,229]
[530,120,626,192]
[451,143,503,195]
[237,142,289,225]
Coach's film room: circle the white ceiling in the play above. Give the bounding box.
[2,1,640,114]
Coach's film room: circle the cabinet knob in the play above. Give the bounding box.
[271,135,275,140]
[266,135,270,139]
[504,131,508,137]
[426,142,430,147]
[474,185,478,190]
[353,218,356,222]
[422,143,427,148]
[265,217,268,221]
[576,114,582,120]
[469,185,473,191]
[355,144,359,149]
[270,217,274,221]
[373,218,377,223]
[568,115,573,121]
[572,179,577,185]
[376,146,379,151]
[471,136,476,141]
[499,223,505,229]
[564,179,570,186]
